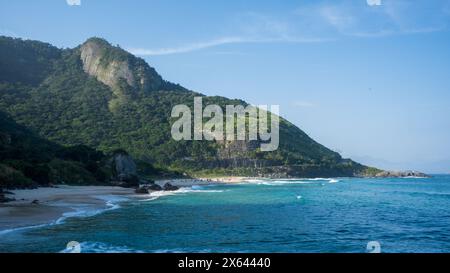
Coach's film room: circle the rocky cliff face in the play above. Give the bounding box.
[81,40,133,89]
[80,38,165,96]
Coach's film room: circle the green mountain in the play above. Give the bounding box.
[0,109,110,188]
[0,36,380,180]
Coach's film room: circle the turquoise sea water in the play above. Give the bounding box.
[1,176,450,253]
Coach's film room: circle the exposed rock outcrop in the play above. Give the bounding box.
[375,170,430,178]
[111,151,140,188]
[135,182,164,194]
[80,38,164,94]
[135,186,149,194]
[81,41,135,89]
[0,194,15,203]
[163,183,179,191]
[146,183,163,191]
[0,188,15,203]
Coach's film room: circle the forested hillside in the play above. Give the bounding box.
[0,36,380,180]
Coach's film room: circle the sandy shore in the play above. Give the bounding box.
[0,186,135,233]
[0,178,255,233]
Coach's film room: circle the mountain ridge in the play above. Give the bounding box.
[0,35,381,179]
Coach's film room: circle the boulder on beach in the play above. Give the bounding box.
[0,188,15,203]
[0,193,15,203]
[135,187,149,194]
[147,183,163,191]
[163,183,179,191]
[111,150,140,188]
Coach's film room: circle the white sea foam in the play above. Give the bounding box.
[242,178,340,186]
[0,222,56,236]
[151,248,213,253]
[139,186,225,202]
[55,195,127,224]
[0,195,128,236]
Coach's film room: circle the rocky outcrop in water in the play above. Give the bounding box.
[375,170,430,178]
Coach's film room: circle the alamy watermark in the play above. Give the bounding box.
[65,241,81,253]
[366,241,381,253]
[171,97,279,152]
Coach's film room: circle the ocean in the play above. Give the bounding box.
[1,176,450,253]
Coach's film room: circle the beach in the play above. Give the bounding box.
[0,186,135,232]
[0,178,254,233]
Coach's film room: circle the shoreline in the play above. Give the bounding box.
[0,178,247,234]
[0,186,135,234]
[0,175,431,234]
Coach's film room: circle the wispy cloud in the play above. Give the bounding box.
[319,5,355,31]
[129,10,333,56]
[295,0,448,38]
[129,35,330,56]
[129,37,244,56]
[367,0,382,6]
[66,0,81,6]
[129,1,450,56]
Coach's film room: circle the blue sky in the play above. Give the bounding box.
[1,0,450,173]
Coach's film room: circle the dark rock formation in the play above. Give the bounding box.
[0,193,15,203]
[135,186,149,194]
[146,183,163,191]
[163,183,179,191]
[111,151,140,188]
[0,188,15,203]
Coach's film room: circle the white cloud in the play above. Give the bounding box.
[128,11,333,56]
[129,1,448,56]
[297,1,446,38]
[66,0,81,6]
[129,36,329,56]
[319,5,355,30]
[367,0,382,6]
[129,37,246,56]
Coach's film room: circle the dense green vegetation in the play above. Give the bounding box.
[0,110,110,188]
[0,35,379,187]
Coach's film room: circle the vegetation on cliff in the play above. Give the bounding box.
[0,35,380,187]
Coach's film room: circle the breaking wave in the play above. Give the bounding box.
[139,185,225,202]
[0,195,128,236]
